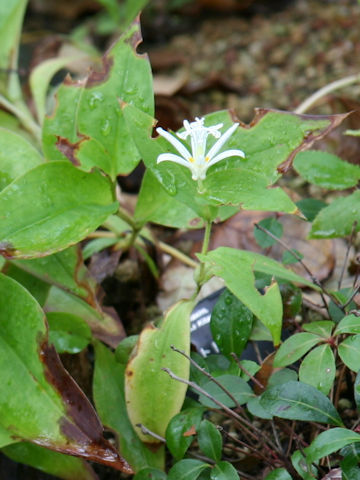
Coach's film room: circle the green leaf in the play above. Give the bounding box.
[47,312,91,354]
[0,0,27,96]
[12,246,93,298]
[5,263,50,306]
[309,190,360,238]
[115,335,139,364]
[45,286,125,349]
[264,468,292,480]
[210,288,253,356]
[125,300,195,442]
[260,381,343,425]
[198,374,253,408]
[125,105,345,217]
[282,249,303,265]
[168,459,210,480]
[354,371,360,411]
[296,198,327,222]
[294,150,360,190]
[302,320,334,338]
[134,467,167,480]
[0,273,131,472]
[210,461,239,480]
[166,408,204,460]
[0,128,43,192]
[0,424,16,448]
[254,217,283,248]
[246,396,273,419]
[291,450,317,480]
[93,341,164,472]
[338,335,360,372]
[0,161,117,259]
[2,442,96,480]
[299,344,335,395]
[305,428,360,464]
[198,420,222,463]
[341,455,360,480]
[274,333,321,367]
[268,369,298,387]
[82,237,118,260]
[42,20,153,178]
[30,56,84,123]
[335,314,360,335]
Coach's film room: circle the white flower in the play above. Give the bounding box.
[156,117,245,181]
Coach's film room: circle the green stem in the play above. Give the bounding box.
[0,94,41,142]
[158,241,198,269]
[196,220,212,289]
[295,73,360,114]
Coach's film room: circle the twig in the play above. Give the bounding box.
[136,423,165,442]
[230,353,265,392]
[285,421,295,457]
[295,73,360,114]
[338,221,358,290]
[219,427,273,465]
[270,421,283,454]
[171,345,241,409]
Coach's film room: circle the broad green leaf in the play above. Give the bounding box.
[291,450,317,480]
[30,56,85,123]
[247,396,273,419]
[0,0,27,96]
[0,274,131,472]
[134,467,167,480]
[198,420,222,463]
[45,286,125,348]
[260,381,343,425]
[0,424,16,448]
[198,374,253,408]
[115,335,139,364]
[341,455,360,480]
[0,128,43,192]
[302,321,334,338]
[93,341,164,472]
[47,312,92,354]
[264,468,292,480]
[335,314,360,335]
[305,428,360,464]
[210,461,239,480]
[2,442,96,480]
[124,105,345,217]
[341,443,360,462]
[42,20,153,178]
[13,246,93,298]
[210,288,253,356]
[282,249,303,265]
[82,236,118,259]
[201,248,318,345]
[294,150,360,190]
[0,161,117,259]
[166,408,204,460]
[296,198,327,222]
[309,190,360,238]
[274,333,321,367]
[5,263,50,306]
[299,344,335,395]
[168,459,210,480]
[268,369,298,387]
[338,335,360,372]
[254,217,283,248]
[125,300,195,442]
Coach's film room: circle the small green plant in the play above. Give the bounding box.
[1,2,360,480]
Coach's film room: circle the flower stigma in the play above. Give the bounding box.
[156,117,245,183]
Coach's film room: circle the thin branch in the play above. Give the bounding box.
[158,241,198,268]
[295,73,360,114]
[230,353,265,392]
[338,221,358,290]
[136,423,165,442]
[171,345,242,409]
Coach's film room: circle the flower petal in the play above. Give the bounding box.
[208,149,245,166]
[157,152,192,169]
[156,127,192,160]
[206,123,239,160]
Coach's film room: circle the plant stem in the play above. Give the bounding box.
[197,220,212,288]
[295,73,360,114]
[0,93,41,142]
[158,241,198,268]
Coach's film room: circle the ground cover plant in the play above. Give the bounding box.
[1,1,360,479]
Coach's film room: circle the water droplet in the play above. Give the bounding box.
[88,92,104,110]
[165,183,177,196]
[101,120,111,137]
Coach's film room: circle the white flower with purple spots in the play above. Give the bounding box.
[156,117,245,181]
